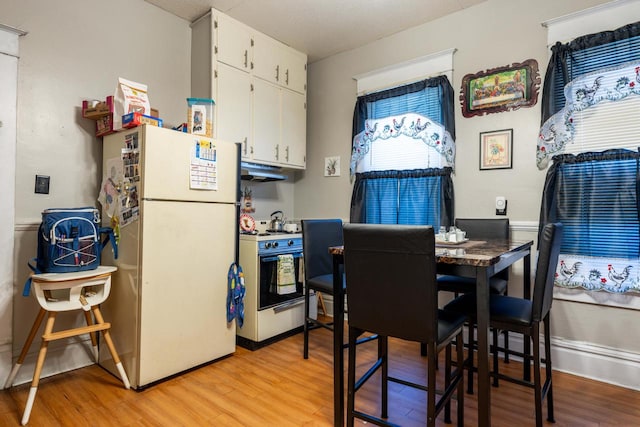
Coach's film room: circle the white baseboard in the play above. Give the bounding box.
[1,340,95,387]
[322,295,640,391]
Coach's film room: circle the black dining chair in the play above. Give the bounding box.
[444,222,563,427]
[301,219,343,359]
[343,223,466,427]
[436,218,511,393]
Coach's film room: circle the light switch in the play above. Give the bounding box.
[35,175,50,194]
[496,196,507,215]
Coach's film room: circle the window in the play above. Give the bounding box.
[539,21,640,296]
[350,76,455,227]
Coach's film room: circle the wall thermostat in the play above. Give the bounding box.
[496,196,507,215]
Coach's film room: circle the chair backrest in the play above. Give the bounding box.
[343,223,438,343]
[455,218,509,240]
[455,218,510,279]
[301,219,343,281]
[532,223,563,322]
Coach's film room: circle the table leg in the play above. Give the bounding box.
[333,254,344,427]
[476,267,491,427]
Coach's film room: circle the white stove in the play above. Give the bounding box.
[237,230,314,350]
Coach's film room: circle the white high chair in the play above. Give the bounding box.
[4,266,130,425]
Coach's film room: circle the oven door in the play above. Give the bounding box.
[258,251,304,310]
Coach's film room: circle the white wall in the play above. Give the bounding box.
[299,0,640,389]
[1,0,192,384]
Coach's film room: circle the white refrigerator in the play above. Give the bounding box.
[99,125,239,388]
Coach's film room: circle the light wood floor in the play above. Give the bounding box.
[1,320,639,426]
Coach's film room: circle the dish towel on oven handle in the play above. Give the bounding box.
[227,262,245,327]
[277,254,296,295]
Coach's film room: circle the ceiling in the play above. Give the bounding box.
[144,0,487,63]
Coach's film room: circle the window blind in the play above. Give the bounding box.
[553,154,639,259]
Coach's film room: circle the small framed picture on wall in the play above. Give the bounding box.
[324,156,340,177]
[479,129,513,170]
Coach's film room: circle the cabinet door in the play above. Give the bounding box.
[216,62,252,159]
[252,78,281,164]
[281,48,307,94]
[215,13,252,72]
[281,89,306,168]
[252,32,282,86]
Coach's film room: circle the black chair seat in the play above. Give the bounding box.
[306,273,345,295]
[444,293,533,327]
[437,309,468,344]
[437,275,508,295]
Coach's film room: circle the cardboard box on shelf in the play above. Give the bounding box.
[122,112,163,129]
[95,114,115,137]
[82,96,114,120]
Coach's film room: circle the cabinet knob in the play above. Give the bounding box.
[285,69,289,85]
[275,65,279,82]
[285,146,289,162]
[244,50,248,68]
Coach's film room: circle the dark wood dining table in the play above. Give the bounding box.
[329,237,533,427]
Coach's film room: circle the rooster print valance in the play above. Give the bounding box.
[350,112,455,178]
[536,61,640,169]
[555,254,640,295]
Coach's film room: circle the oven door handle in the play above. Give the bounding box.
[260,253,303,263]
[272,298,305,313]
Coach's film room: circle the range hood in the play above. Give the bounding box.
[240,162,287,182]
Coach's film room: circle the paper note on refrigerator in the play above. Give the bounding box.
[190,139,218,190]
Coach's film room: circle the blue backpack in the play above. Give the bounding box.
[23,207,118,296]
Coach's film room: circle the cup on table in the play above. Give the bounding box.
[456,230,466,242]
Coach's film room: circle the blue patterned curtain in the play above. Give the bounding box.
[350,76,455,226]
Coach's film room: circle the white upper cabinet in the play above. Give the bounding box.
[281,89,306,167]
[191,9,307,169]
[215,13,252,72]
[215,62,252,159]
[253,32,307,94]
[252,78,281,164]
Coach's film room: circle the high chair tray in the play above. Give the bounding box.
[32,265,117,282]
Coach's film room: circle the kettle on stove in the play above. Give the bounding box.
[269,210,285,232]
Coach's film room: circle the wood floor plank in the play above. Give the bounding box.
[2,320,639,426]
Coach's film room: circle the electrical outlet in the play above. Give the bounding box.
[35,175,50,194]
[495,196,507,215]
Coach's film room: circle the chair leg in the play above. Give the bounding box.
[492,328,499,387]
[466,323,474,394]
[380,336,388,419]
[317,291,327,316]
[4,308,47,389]
[503,329,510,363]
[456,331,465,427]
[444,343,452,424]
[303,287,311,359]
[22,312,57,426]
[426,342,437,427]
[346,326,358,427]
[532,324,543,427]
[544,318,555,423]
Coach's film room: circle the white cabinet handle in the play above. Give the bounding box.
[275,65,279,82]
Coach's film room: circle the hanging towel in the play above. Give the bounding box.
[227,262,246,327]
[277,254,296,295]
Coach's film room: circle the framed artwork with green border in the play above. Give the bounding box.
[460,59,540,118]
